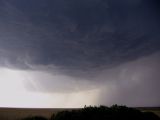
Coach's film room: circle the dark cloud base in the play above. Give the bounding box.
[0,0,160,76]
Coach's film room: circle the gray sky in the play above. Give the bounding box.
[0,0,159,108]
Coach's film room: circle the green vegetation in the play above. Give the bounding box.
[21,105,160,120]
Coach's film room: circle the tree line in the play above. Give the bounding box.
[21,105,160,120]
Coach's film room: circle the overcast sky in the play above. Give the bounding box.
[0,0,160,108]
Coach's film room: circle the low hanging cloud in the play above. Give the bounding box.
[0,0,159,73]
[21,52,160,107]
[97,53,160,107]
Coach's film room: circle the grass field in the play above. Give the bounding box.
[0,107,159,120]
[0,108,71,120]
[136,107,160,117]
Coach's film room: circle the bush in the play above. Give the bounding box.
[21,105,160,120]
[21,116,48,120]
[52,105,160,120]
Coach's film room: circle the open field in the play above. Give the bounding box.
[0,107,159,120]
[0,108,74,120]
[136,107,160,117]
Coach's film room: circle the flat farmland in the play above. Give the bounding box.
[136,107,160,117]
[0,108,71,120]
[0,107,159,120]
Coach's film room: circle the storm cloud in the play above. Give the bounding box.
[0,0,160,71]
[0,0,159,107]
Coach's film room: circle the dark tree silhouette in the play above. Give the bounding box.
[22,105,160,120]
[21,116,48,120]
[52,105,160,120]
